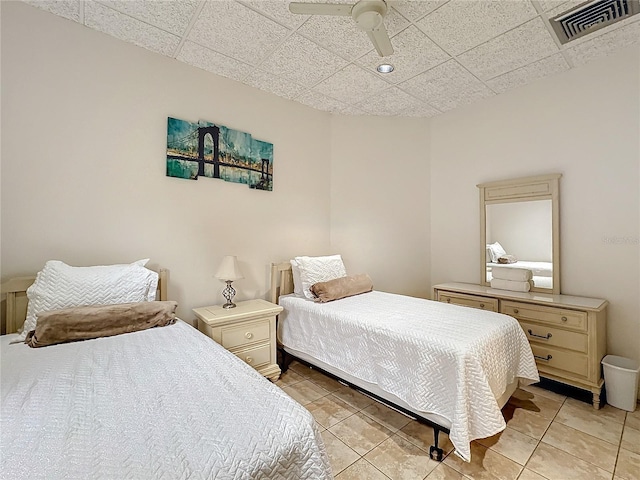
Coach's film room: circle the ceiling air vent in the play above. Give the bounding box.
[549,0,640,44]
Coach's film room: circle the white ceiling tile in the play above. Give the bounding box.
[259,34,349,87]
[23,0,80,22]
[177,41,252,82]
[243,70,307,100]
[355,87,422,116]
[314,64,390,104]
[564,20,640,67]
[357,25,450,84]
[95,0,200,36]
[537,0,572,12]
[296,90,349,113]
[399,101,441,118]
[391,0,449,22]
[458,17,559,80]
[416,0,538,56]
[297,14,375,59]
[84,1,180,56]
[428,83,495,112]
[187,1,290,65]
[337,104,368,115]
[399,60,484,103]
[241,0,307,29]
[486,53,569,94]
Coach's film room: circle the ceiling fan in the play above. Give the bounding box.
[289,0,394,57]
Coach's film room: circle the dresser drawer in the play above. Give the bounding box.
[234,343,271,368]
[519,321,588,353]
[221,319,270,349]
[501,301,587,332]
[530,344,589,378]
[437,292,498,312]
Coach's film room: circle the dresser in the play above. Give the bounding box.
[194,299,283,381]
[433,282,608,408]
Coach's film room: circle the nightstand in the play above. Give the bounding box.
[194,299,283,381]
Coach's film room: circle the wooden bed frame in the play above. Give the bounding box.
[1,269,168,335]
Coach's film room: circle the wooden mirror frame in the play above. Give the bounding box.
[478,174,561,294]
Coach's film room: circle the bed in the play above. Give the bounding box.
[270,261,539,462]
[1,263,331,480]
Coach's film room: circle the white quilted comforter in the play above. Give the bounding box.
[279,291,539,461]
[1,321,331,479]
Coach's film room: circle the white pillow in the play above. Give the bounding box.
[487,242,507,263]
[18,260,159,341]
[290,259,303,296]
[295,255,347,300]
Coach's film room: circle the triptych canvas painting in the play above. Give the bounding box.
[166,117,274,191]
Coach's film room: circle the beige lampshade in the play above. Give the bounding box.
[215,255,244,281]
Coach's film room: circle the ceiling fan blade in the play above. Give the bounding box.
[367,24,394,57]
[289,2,353,15]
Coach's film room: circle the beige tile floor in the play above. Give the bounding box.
[276,361,640,480]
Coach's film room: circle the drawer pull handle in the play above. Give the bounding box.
[528,329,552,340]
[446,298,451,303]
[534,354,553,362]
[480,303,485,308]
[561,316,568,322]
[513,308,519,314]
[245,332,253,339]
[245,356,253,364]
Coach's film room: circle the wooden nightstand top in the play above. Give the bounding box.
[193,299,283,327]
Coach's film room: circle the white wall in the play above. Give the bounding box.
[0,2,332,323]
[329,115,431,297]
[430,47,640,373]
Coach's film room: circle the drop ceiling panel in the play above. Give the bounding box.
[296,89,350,112]
[391,0,449,22]
[187,1,290,65]
[177,40,252,82]
[241,0,307,29]
[24,0,80,21]
[243,69,307,100]
[355,86,422,116]
[486,53,570,94]
[260,33,349,87]
[84,1,181,56]
[357,26,451,84]
[96,0,200,36]
[458,17,559,80]
[313,64,390,104]
[400,101,441,118]
[416,0,538,56]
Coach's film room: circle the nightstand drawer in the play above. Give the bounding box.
[437,292,498,312]
[221,319,270,349]
[234,343,271,368]
[501,301,587,332]
[531,344,589,378]
[519,321,588,353]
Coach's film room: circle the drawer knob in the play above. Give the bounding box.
[561,316,568,322]
[534,354,553,362]
[446,298,451,303]
[528,329,552,340]
[245,356,253,364]
[513,308,519,314]
[245,332,253,339]
[480,303,485,308]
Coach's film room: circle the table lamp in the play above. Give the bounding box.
[215,255,244,309]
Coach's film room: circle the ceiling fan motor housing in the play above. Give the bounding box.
[352,0,387,31]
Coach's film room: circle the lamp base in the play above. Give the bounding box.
[221,280,237,309]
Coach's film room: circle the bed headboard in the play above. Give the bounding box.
[270,262,294,304]
[1,269,168,335]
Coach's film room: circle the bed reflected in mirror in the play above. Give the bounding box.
[485,200,553,289]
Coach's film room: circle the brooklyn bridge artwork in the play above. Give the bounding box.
[166,117,274,191]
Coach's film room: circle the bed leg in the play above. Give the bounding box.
[277,347,293,373]
[429,429,444,462]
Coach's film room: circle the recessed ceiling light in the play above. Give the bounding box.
[376,64,394,74]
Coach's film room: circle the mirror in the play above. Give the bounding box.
[479,174,561,294]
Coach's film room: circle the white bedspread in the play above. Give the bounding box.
[279,292,539,461]
[1,321,331,480]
